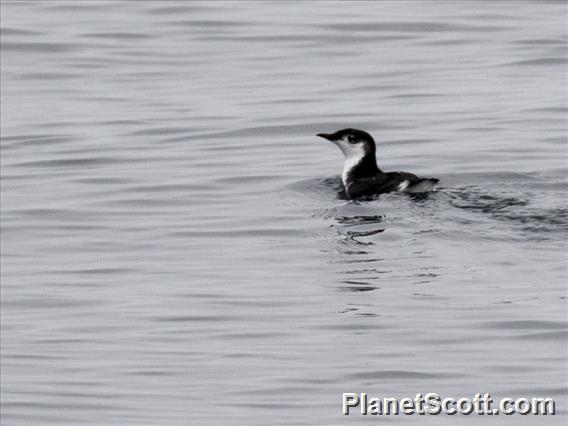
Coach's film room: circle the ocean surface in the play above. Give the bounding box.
[1,1,567,425]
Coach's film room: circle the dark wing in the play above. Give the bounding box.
[346,172,437,199]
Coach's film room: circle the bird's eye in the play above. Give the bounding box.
[348,135,357,144]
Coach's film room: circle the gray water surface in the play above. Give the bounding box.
[1,1,567,425]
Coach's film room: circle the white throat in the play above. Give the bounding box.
[339,143,366,187]
[342,156,363,187]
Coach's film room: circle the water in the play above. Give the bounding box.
[1,1,567,424]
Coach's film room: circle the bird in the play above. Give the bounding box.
[317,128,439,199]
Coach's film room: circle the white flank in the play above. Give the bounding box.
[406,180,438,193]
[397,180,409,191]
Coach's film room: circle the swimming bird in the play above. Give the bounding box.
[317,128,439,199]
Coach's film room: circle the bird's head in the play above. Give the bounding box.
[316,128,376,161]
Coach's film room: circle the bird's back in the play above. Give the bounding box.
[345,171,438,199]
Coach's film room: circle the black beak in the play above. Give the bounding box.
[316,133,333,141]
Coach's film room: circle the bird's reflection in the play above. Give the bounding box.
[327,208,387,293]
[331,214,385,246]
[338,279,379,292]
[313,178,442,299]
